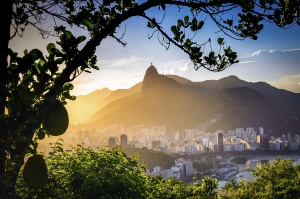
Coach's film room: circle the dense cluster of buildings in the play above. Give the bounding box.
[38,124,300,155]
[103,126,300,154]
[36,124,300,182]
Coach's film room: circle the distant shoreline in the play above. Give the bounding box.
[219,154,300,188]
[247,154,300,161]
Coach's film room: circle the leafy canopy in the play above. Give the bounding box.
[220,158,300,199]
[16,140,219,199]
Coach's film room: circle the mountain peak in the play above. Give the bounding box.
[217,75,247,87]
[141,65,159,93]
[145,64,159,77]
[141,64,183,94]
[222,75,240,80]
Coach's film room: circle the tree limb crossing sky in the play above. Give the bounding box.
[9,4,300,95]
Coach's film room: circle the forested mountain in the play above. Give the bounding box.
[68,65,300,137]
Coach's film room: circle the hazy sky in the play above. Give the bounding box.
[9,3,300,95]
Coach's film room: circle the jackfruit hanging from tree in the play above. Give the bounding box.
[42,100,69,136]
[23,155,48,189]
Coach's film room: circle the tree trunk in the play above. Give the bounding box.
[4,149,27,199]
[0,1,18,198]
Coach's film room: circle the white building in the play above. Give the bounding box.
[175,158,194,177]
[259,127,264,135]
[236,128,244,139]
[233,143,244,151]
[223,143,233,152]
[162,169,175,179]
[187,145,198,154]
[209,141,219,152]
[202,138,209,148]
[241,140,256,151]
[165,131,175,141]
[171,165,183,179]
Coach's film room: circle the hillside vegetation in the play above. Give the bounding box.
[122,148,177,171]
[16,141,300,199]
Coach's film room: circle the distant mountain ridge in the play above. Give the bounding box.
[67,65,300,137]
[187,75,300,118]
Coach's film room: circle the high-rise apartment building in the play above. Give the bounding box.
[217,132,224,152]
[108,137,116,147]
[257,134,269,149]
[120,134,128,149]
[259,127,264,135]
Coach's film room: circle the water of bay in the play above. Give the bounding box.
[218,155,300,188]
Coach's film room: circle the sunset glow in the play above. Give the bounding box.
[9,5,300,95]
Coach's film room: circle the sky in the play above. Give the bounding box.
[9,2,300,95]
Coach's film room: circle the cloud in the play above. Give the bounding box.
[277,73,300,81]
[157,59,192,75]
[237,60,257,64]
[251,48,300,57]
[105,55,143,68]
[71,67,145,95]
[245,48,300,81]
[251,50,276,56]
[71,54,150,95]
[176,60,192,73]
[166,59,190,65]
[269,73,300,93]
[282,48,300,52]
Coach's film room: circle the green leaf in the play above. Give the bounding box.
[217,38,224,45]
[180,34,185,42]
[226,48,232,55]
[184,16,189,25]
[82,19,95,31]
[192,18,197,26]
[226,19,233,26]
[64,31,73,40]
[33,63,41,74]
[238,23,245,29]
[69,96,76,100]
[197,21,204,29]
[38,59,46,67]
[36,128,46,140]
[177,20,183,29]
[77,36,86,43]
[259,0,267,8]
[186,39,192,47]
[63,82,74,90]
[55,58,64,64]
[171,26,177,34]
[28,49,44,61]
[55,49,64,57]
[147,20,155,28]
[90,65,99,70]
[9,64,18,70]
[47,43,56,54]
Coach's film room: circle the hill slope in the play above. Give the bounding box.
[84,66,300,137]
[190,75,300,118]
